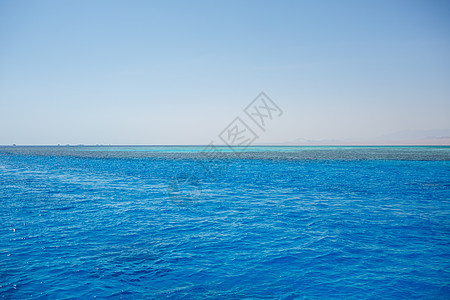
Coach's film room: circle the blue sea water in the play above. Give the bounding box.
[0,146,449,299]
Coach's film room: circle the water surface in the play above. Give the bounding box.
[1,146,449,298]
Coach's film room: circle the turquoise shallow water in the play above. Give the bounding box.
[0,146,449,298]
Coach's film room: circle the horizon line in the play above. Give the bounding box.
[1,144,450,147]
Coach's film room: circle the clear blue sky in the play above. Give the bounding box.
[1,0,449,145]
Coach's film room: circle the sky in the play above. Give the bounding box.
[1,0,449,145]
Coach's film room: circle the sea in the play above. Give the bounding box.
[0,146,449,299]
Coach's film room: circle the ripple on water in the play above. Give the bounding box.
[0,148,449,298]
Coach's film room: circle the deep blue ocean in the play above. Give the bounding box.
[1,146,449,299]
